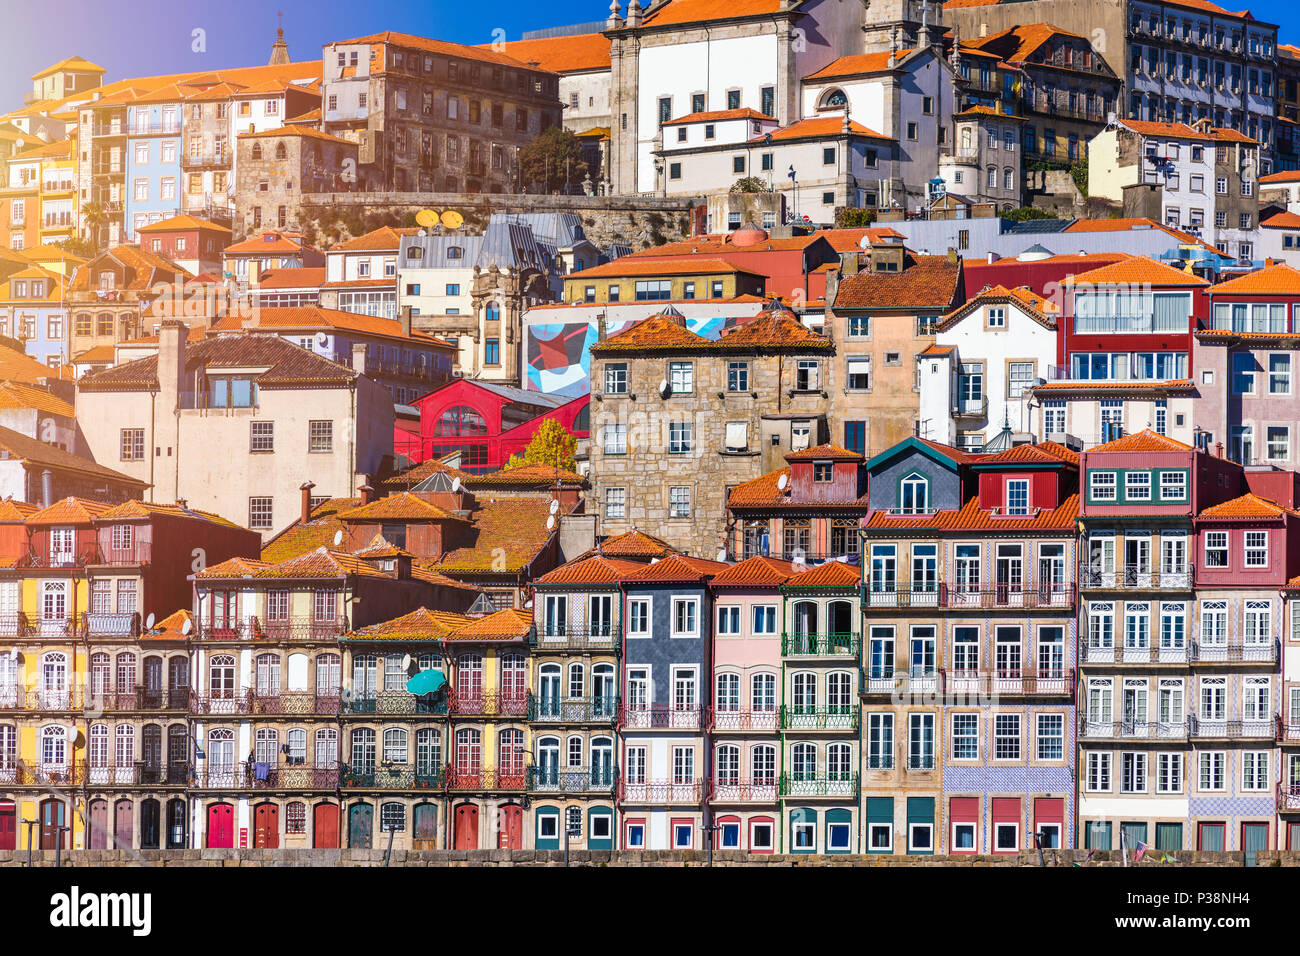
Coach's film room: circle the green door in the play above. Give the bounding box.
[1155,822,1182,851]
[535,807,559,850]
[1085,820,1112,850]
[1242,823,1269,866]
[1121,822,1147,855]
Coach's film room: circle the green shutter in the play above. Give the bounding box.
[1155,822,1182,851]
[906,796,934,855]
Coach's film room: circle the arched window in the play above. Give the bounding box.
[90,653,110,700]
[900,472,929,514]
[827,601,854,639]
[752,744,777,784]
[716,744,740,784]
[434,405,487,436]
[500,729,524,779]
[538,663,561,717]
[792,601,818,639]
[115,652,136,695]
[792,742,817,780]
[960,126,972,150]
[209,654,235,699]
[592,663,615,717]
[566,734,584,768]
[255,653,280,695]
[485,301,501,321]
[536,735,559,785]
[351,653,377,698]
[819,88,848,109]
[350,728,376,774]
[828,742,853,780]
[315,653,341,695]
[251,143,263,160]
[752,673,777,714]
[567,661,584,699]
[88,724,109,769]
[715,673,740,712]
[40,725,67,770]
[383,728,408,764]
[828,672,854,714]
[591,735,614,786]
[986,165,997,188]
[115,724,135,769]
[1004,167,1014,189]
[574,403,590,433]
[792,672,817,713]
[274,142,287,160]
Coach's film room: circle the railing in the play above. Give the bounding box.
[1190,640,1279,664]
[0,613,32,637]
[1278,784,1300,813]
[778,772,859,798]
[1078,717,1189,740]
[617,780,702,804]
[781,632,860,657]
[779,707,858,731]
[1079,566,1193,590]
[249,691,341,716]
[190,693,254,716]
[129,119,182,135]
[181,151,228,168]
[0,762,85,786]
[619,706,703,731]
[1081,643,1190,665]
[194,763,342,790]
[527,765,618,794]
[6,687,85,710]
[711,709,779,732]
[446,767,526,791]
[340,764,442,790]
[954,396,988,418]
[529,695,618,723]
[340,691,445,716]
[86,542,153,566]
[82,612,142,638]
[86,762,190,787]
[944,668,1074,698]
[20,546,100,569]
[1188,715,1276,740]
[447,690,529,717]
[529,627,621,652]
[1278,718,1300,744]
[862,671,941,696]
[86,686,190,711]
[195,617,349,641]
[709,779,779,803]
[865,584,1075,609]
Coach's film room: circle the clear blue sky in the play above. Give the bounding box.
[4,0,1299,106]
[1,0,615,104]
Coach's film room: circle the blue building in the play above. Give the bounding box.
[124,99,182,241]
[0,265,70,367]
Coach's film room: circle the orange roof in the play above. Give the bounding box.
[974,443,1077,468]
[1063,218,1212,249]
[431,496,557,574]
[865,493,1080,531]
[194,556,273,578]
[1198,493,1290,520]
[136,215,231,235]
[336,492,465,523]
[1087,428,1194,454]
[491,33,611,73]
[0,381,74,417]
[728,468,791,508]
[589,312,711,352]
[624,554,730,582]
[834,254,963,310]
[328,226,421,252]
[1261,170,1300,185]
[961,23,1089,66]
[451,608,532,641]
[1210,263,1300,295]
[760,117,892,142]
[948,0,1252,20]
[26,496,114,525]
[0,499,38,521]
[783,559,861,588]
[95,499,243,529]
[810,227,905,251]
[1064,256,1207,287]
[595,529,677,559]
[804,50,916,80]
[224,232,314,255]
[566,257,764,280]
[1031,379,1195,393]
[468,463,587,486]
[534,554,646,586]
[336,31,555,73]
[710,555,801,588]
[239,124,353,146]
[256,547,390,580]
[259,497,359,564]
[627,234,823,257]
[642,0,784,27]
[714,307,831,349]
[938,284,1057,332]
[353,534,413,559]
[785,443,863,462]
[663,108,773,126]
[348,606,471,641]
[145,609,192,641]
[256,267,326,289]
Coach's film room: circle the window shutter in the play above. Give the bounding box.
[725,422,747,451]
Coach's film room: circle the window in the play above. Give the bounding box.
[1203,531,1228,568]
[994,714,1020,759]
[249,497,273,530]
[669,486,691,519]
[1245,531,1269,567]
[604,363,627,394]
[796,360,819,391]
[908,713,934,770]
[309,420,333,453]
[1037,714,1064,760]
[727,361,749,392]
[602,424,626,455]
[485,339,500,366]
[1090,472,1117,501]
[672,598,698,637]
[249,421,274,453]
[120,429,145,461]
[1198,751,1225,791]
[899,473,929,514]
[1270,354,1291,394]
[951,714,978,759]
[668,422,693,454]
[1005,479,1030,515]
[847,357,871,390]
[1160,471,1187,501]
[604,488,625,519]
[627,601,649,638]
[1125,471,1151,501]
[669,362,693,394]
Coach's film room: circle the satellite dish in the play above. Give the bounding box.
[181,618,193,636]
[401,654,412,670]
[549,499,560,515]
[451,476,461,493]
[316,331,329,347]
[415,208,440,228]
[333,530,344,547]
[650,557,660,564]
[546,515,556,530]
[716,549,727,562]
[659,378,670,397]
[441,210,464,230]
[777,474,789,491]
[145,612,156,630]
[523,599,533,609]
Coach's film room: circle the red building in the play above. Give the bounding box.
[396,379,589,472]
[136,215,232,277]
[962,252,1126,303]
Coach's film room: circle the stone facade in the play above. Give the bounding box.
[234,129,361,238]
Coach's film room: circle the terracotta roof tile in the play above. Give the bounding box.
[567,257,765,280]
[337,492,465,523]
[136,215,231,234]
[1210,263,1300,295]
[347,607,471,641]
[467,463,588,487]
[782,559,861,588]
[715,308,832,349]
[337,31,553,72]
[0,499,38,521]
[938,284,1057,332]
[865,493,1081,531]
[0,432,148,492]
[624,553,731,583]
[1198,493,1289,519]
[195,556,273,578]
[534,554,646,585]
[450,608,532,641]
[377,458,467,491]
[353,533,414,559]
[431,497,556,574]
[710,555,801,587]
[146,609,192,641]
[1036,441,1081,466]
[784,443,863,461]
[1261,171,1300,185]
[642,0,784,27]
[973,443,1077,467]
[255,267,327,289]
[328,225,420,252]
[239,124,353,146]
[804,50,917,80]
[664,108,773,126]
[224,232,314,255]
[1086,428,1194,453]
[96,499,245,529]
[0,382,74,418]
[588,313,712,352]
[728,468,791,508]
[834,254,963,310]
[595,529,677,559]
[1064,255,1208,286]
[758,117,892,142]
[253,546,389,580]
[491,33,611,73]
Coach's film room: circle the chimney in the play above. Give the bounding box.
[400,304,412,337]
[176,498,188,510]
[358,482,374,506]
[41,470,53,508]
[300,480,316,524]
[351,342,368,375]
[987,251,995,264]
[158,320,188,408]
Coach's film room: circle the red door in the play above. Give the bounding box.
[207,803,234,848]
[313,802,339,849]
[0,801,14,851]
[114,799,133,850]
[499,804,522,849]
[454,803,479,849]
[88,800,109,850]
[254,803,279,848]
[39,799,65,849]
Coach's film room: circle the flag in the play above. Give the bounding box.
[1134,841,1148,863]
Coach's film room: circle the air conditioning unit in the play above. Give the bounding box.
[1048,432,1084,452]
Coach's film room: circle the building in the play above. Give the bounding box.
[0,426,148,504]
[320,226,413,320]
[75,324,396,539]
[222,231,325,282]
[562,257,769,306]
[320,32,563,193]
[234,125,360,236]
[135,215,231,276]
[938,106,1025,210]
[28,56,105,106]
[0,265,69,368]
[587,304,834,557]
[65,245,189,361]
[827,239,965,455]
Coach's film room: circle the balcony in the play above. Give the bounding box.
[1188,715,1275,740]
[248,690,341,716]
[942,585,1076,609]
[446,767,526,791]
[195,616,349,641]
[0,762,85,787]
[863,587,944,608]
[780,706,858,731]
[194,763,343,790]
[527,765,617,794]
[954,396,988,419]
[619,706,703,731]
[529,695,618,723]
[82,612,142,638]
[944,668,1075,698]
[180,151,228,169]
[782,632,860,657]
[86,762,190,787]
[447,690,529,717]
[86,542,153,566]
[340,691,446,716]
[86,686,190,711]
[711,709,779,733]
[862,670,940,697]
[709,779,779,803]
[0,613,32,638]
[529,627,621,653]
[1079,565,1192,590]
[1078,717,1189,740]
[617,780,702,804]
[779,773,859,798]
[0,687,85,711]
[340,764,442,791]
[1278,784,1300,813]
[130,119,182,135]
[1190,640,1278,664]
[1081,643,1189,665]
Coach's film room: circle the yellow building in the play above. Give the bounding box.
[561,257,767,305]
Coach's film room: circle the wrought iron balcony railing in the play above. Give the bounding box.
[1079,565,1192,590]
[1081,643,1189,665]
[864,584,1075,609]
[778,772,859,798]
[0,762,86,786]
[617,780,702,804]
[710,708,779,733]
[779,706,858,731]
[339,763,442,790]
[619,706,703,731]
[86,762,190,787]
[527,765,618,794]
[248,691,341,716]
[1278,784,1300,813]
[0,613,32,638]
[529,695,618,723]
[340,691,446,716]
[1190,640,1279,664]
[944,668,1075,698]
[781,632,861,657]
[85,686,190,711]
[86,542,152,566]
[861,670,941,697]
[1278,718,1300,744]
[447,690,529,717]
[709,779,779,803]
[82,612,143,638]
[1188,715,1276,740]
[194,617,349,641]
[445,767,526,791]
[193,762,341,790]
[1078,717,1189,740]
[529,626,622,652]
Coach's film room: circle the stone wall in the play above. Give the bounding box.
[294,192,701,252]
[3,848,1296,866]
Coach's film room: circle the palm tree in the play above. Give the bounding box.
[80,201,110,252]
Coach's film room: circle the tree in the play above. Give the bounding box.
[519,127,588,194]
[730,176,768,193]
[79,201,111,252]
[835,207,875,228]
[503,419,577,473]
[999,206,1055,223]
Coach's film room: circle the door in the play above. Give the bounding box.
[166,798,186,849]
[0,800,15,850]
[454,803,479,849]
[254,803,279,848]
[40,799,65,849]
[114,799,133,850]
[206,803,233,849]
[499,804,522,849]
[141,725,162,783]
[143,657,163,708]
[139,799,160,849]
[1242,823,1269,866]
[413,803,438,850]
[313,802,339,849]
[87,799,109,849]
[348,803,373,849]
